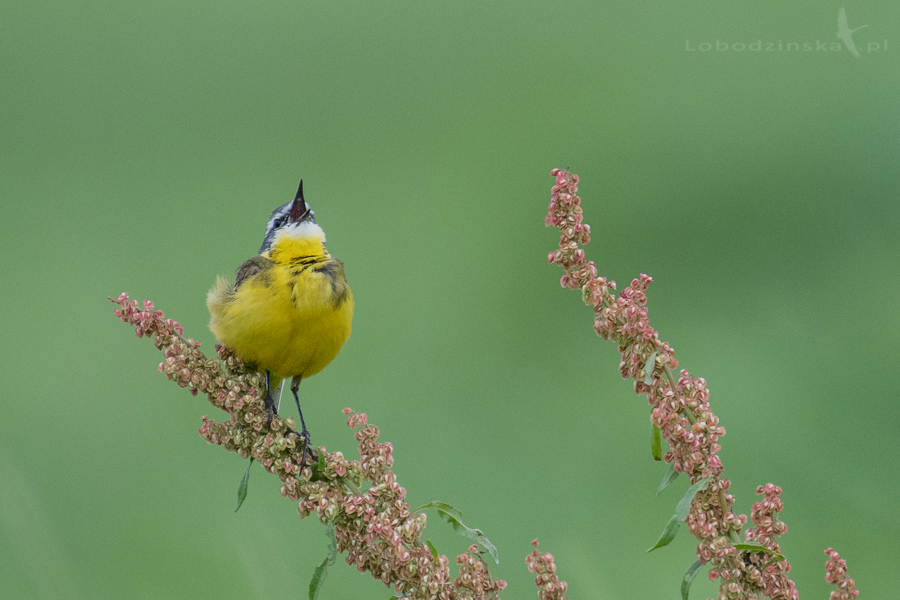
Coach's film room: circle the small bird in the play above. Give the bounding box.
[207,180,353,462]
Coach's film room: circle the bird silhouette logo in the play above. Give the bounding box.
[837,8,868,57]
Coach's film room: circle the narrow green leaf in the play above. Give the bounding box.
[235,459,253,512]
[761,553,786,569]
[647,476,713,552]
[309,525,338,600]
[307,449,328,482]
[309,563,327,599]
[647,515,681,553]
[413,501,499,564]
[681,560,702,600]
[651,424,662,461]
[673,476,713,521]
[657,464,680,495]
[643,351,659,385]
[412,501,463,519]
[437,508,499,565]
[733,542,777,554]
[734,542,784,568]
[426,540,439,562]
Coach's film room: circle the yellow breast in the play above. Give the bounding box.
[207,231,353,380]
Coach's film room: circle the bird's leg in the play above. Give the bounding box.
[263,370,276,426]
[290,375,313,468]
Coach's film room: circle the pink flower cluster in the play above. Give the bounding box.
[743,484,797,600]
[113,295,192,386]
[112,292,309,474]
[456,544,508,597]
[546,174,739,484]
[525,540,568,600]
[544,170,814,599]
[702,484,797,600]
[824,548,858,600]
[291,410,441,596]
[288,410,507,599]
[111,294,512,600]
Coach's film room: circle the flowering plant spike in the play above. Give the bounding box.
[110,293,526,599]
[107,166,860,600]
[545,168,858,600]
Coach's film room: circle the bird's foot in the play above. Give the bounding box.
[286,427,313,469]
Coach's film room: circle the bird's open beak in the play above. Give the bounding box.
[288,180,312,223]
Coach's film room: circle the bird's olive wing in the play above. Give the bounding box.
[235,255,274,289]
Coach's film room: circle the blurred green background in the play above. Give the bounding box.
[2,0,897,598]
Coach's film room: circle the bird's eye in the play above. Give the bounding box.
[274,216,286,228]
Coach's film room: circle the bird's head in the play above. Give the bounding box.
[259,180,325,255]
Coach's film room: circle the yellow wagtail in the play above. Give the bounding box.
[207,180,353,461]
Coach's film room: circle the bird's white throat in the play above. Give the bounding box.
[275,221,326,243]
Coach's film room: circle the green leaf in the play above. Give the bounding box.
[647,512,682,553]
[309,525,338,600]
[647,476,713,552]
[734,542,784,568]
[235,459,253,512]
[761,553,786,569]
[307,450,329,483]
[643,351,659,385]
[681,560,702,600]
[413,501,499,564]
[412,501,462,519]
[651,424,662,461]
[657,464,680,495]
[733,542,776,554]
[426,540,439,562]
